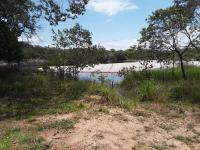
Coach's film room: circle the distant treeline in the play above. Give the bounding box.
[21,42,200,64]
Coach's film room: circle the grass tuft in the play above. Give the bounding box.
[35,119,76,131]
[0,128,48,150]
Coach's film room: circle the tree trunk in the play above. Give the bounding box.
[177,52,187,80]
[172,52,175,76]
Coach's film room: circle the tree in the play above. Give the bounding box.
[0,22,23,63]
[139,0,200,79]
[0,0,88,63]
[0,0,88,37]
[52,23,94,79]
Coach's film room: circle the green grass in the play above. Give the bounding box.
[35,119,76,131]
[159,123,176,132]
[175,135,200,146]
[27,102,85,118]
[0,70,87,120]
[0,97,85,120]
[120,67,200,104]
[88,83,138,110]
[151,142,168,150]
[121,66,200,82]
[0,128,48,150]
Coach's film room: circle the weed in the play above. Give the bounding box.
[159,123,176,132]
[0,128,48,150]
[35,119,76,131]
[137,81,159,101]
[175,135,200,146]
[98,107,109,114]
[88,83,138,110]
[132,110,151,117]
[28,102,85,118]
[151,142,168,150]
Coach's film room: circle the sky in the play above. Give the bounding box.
[23,0,174,50]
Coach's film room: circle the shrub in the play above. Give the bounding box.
[36,119,76,131]
[170,86,189,100]
[137,81,158,101]
[170,81,200,102]
[88,83,137,110]
[61,81,89,100]
[189,84,200,102]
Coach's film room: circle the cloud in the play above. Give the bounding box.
[87,0,138,16]
[96,38,138,50]
[18,35,44,45]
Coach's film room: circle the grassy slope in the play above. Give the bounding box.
[0,67,200,149]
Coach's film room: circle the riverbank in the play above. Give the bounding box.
[0,68,200,149]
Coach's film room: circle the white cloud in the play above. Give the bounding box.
[18,35,44,45]
[96,38,138,50]
[87,0,138,16]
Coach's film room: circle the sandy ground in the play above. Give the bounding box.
[36,105,200,150]
[1,97,200,150]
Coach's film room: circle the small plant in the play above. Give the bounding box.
[62,81,89,100]
[137,81,158,101]
[0,128,48,150]
[151,142,168,150]
[36,119,76,131]
[159,123,176,132]
[175,135,200,146]
[98,107,109,114]
[170,86,189,100]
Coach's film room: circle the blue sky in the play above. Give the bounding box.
[25,0,173,50]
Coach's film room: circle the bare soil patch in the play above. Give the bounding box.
[37,106,200,150]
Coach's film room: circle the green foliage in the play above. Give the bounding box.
[175,135,200,145]
[0,22,23,62]
[137,81,158,101]
[28,102,85,118]
[170,81,200,102]
[0,70,87,119]
[0,0,88,37]
[51,23,95,79]
[0,71,58,98]
[88,83,137,110]
[0,128,48,150]
[121,67,200,82]
[120,67,200,103]
[170,85,189,100]
[139,0,200,79]
[61,81,89,99]
[52,23,92,49]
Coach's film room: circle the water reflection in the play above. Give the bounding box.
[78,72,123,84]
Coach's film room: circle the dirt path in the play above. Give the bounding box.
[37,107,200,150]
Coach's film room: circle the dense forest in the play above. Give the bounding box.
[21,42,200,64]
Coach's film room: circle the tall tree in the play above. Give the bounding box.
[0,22,23,63]
[0,0,88,63]
[52,23,94,79]
[0,0,88,37]
[139,0,200,79]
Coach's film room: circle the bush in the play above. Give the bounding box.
[120,67,200,82]
[88,83,137,109]
[61,81,89,100]
[137,81,159,101]
[170,81,200,102]
[190,85,200,102]
[0,72,58,98]
[170,86,189,100]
